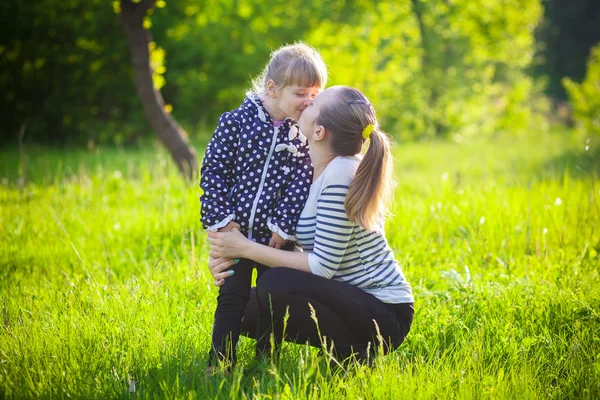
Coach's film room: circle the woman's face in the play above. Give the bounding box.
[298,87,337,139]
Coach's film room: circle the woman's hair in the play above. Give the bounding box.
[252,42,327,93]
[316,86,393,230]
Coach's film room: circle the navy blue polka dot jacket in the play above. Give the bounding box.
[200,93,313,245]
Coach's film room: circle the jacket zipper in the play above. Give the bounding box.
[247,125,279,240]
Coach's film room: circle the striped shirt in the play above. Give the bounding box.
[296,156,414,304]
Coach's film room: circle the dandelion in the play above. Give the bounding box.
[441,172,449,181]
[543,228,548,235]
[515,225,522,233]
[554,197,562,206]
[479,216,485,225]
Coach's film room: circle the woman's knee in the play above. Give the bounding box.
[256,268,296,303]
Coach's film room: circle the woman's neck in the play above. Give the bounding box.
[310,144,336,183]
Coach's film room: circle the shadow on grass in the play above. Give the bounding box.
[124,353,274,399]
[120,353,219,399]
[123,342,331,399]
[540,143,600,180]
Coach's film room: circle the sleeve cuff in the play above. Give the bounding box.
[206,214,236,232]
[308,252,331,279]
[267,218,297,241]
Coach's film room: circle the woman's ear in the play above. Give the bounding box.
[313,125,327,142]
[266,79,278,98]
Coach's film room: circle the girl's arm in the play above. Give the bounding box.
[200,112,239,231]
[208,229,311,273]
[267,133,313,240]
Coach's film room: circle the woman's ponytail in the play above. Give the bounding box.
[317,86,393,230]
[345,128,392,230]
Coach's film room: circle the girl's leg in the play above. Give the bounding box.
[254,264,272,356]
[255,268,413,358]
[210,258,254,366]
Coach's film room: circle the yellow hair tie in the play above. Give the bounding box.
[362,124,375,139]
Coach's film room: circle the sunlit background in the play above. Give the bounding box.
[1,0,598,147]
[1,1,599,398]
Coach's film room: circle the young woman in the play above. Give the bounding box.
[208,86,413,364]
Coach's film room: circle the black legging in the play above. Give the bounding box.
[210,257,268,365]
[241,267,413,358]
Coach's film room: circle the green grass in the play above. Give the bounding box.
[1,128,599,399]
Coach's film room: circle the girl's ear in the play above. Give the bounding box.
[266,79,278,98]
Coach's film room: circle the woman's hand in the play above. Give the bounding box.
[208,228,251,259]
[208,257,239,287]
[209,228,311,273]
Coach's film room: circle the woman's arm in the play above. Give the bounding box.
[245,240,311,272]
[208,229,311,273]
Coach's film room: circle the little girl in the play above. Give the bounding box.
[200,42,327,369]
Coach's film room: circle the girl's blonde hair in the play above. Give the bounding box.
[252,42,327,93]
[316,86,393,230]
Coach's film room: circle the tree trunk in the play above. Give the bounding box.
[120,0,198,181]
[411,0,445,136]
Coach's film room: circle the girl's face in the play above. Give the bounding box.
[271,84,321,121]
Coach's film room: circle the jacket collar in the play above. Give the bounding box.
[244,92,296,128]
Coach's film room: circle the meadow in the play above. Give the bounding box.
[1,128,599,399]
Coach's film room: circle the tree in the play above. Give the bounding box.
[563,43,600,136]
[119,0,197,181]
[535,0,600,100]
[1,0,552,146]
[0,0,139,145]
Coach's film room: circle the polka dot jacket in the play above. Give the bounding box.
[199,93,313,245]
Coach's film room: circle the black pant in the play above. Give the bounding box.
[210,258,268,365]
[241,268,414,358]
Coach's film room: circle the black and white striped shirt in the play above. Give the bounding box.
[296,156,413,304]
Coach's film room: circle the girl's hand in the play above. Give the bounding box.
[268,232,288,249]
[217,221,241,232]
[208,228,250,259]
[208,257,239,287]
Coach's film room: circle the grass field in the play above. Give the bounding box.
[1,128,599,399]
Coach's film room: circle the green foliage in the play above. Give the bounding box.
[1,0,554,144]
[0,0,145,145]
[149,41,167,91]
[150,0,368,129]
[1,128,599,398]
[563,43,600,136]
[308,0,549,139]
[154,0,549,139]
